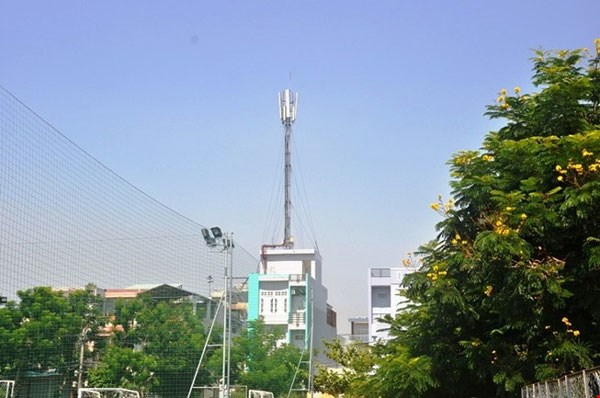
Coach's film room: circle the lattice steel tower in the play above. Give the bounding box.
[278,89,298,248]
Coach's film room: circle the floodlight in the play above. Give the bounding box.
[201,228,216,247]
[211,227,223,239]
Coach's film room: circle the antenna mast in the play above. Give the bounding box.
[278,89,298,248]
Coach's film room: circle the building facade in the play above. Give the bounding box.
[368,266,418,342]
[247,248,337,359]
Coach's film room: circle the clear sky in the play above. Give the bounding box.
[1,1,598,333]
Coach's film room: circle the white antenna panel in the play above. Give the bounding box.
[279,89,297,125]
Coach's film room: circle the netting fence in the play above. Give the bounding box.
[0,85,260,398]
[521,366,600,398]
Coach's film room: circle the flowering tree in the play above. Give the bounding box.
[314,339,436,398]
[388,40,600,397]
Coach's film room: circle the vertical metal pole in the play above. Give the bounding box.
[279,89,296,249]
[226,234,233,398]
[283,124,292,248]
[222,247,228,398]
[77,327,89,390]
[77,336,85,389]
[307,278,314,397]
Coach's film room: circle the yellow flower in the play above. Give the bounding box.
[557,176,564,181]
[482,154,495,162]
[520,213,527,220]
[514,86,521,94]
[495,220,503,226]
[430,202,440,211]
[484,285,493,297]
[500,103,510,110]
[555,165,563,172]
[451,239,458,245]
[573,330,580,337]
[500,88,507,96]
[561,317,569,324]
[582,149,593,157]
[506,206,515,212]
[569,163,584,174]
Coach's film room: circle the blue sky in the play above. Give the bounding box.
[1,1,598,333]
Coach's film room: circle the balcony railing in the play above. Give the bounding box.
[289,274,306,282]
[289,311,306,327]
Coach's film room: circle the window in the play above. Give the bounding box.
[270,298,277,313]
[372,286,391,307]
[371,268,391,277]
[260,298,264,313]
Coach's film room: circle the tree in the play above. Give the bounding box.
[90,297,207,398]
[87,346,158,396]
[314,339,436,398]
[209,319,304,398]
[0,286,103,396]
[387,40,600,397]
[314,339,375,397]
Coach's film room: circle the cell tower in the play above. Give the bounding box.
[278,89,298,248]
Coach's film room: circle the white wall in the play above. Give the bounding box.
[368,266,417,342]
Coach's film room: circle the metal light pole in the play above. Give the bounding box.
[219,232,234,398]
[201,227,234,398]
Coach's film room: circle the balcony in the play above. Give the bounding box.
[289,274,306,285]
[289,311,306,329]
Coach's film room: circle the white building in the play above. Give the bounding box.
[247,247,337,360]
[368,266,418,342]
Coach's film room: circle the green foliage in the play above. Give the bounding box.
[87,346,158,394]
[314,339,375,397]
[92,297,207,398]
[314,339,436,398]
[0,285,103,395]
[227,319,304,398]
[386,41,600,397]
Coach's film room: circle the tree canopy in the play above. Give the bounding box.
[386,40,600,397]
